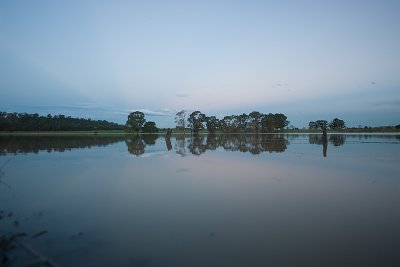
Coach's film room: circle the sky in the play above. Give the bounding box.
[1,0,399,128]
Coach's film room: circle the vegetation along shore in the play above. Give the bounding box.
[1,111,399,135]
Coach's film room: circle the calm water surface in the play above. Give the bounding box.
[1,134,399,267]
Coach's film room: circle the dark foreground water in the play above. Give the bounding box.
[1,134,399,267]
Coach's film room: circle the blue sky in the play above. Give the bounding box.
[1,0,399,128]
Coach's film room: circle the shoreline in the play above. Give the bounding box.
[1,131,399,136]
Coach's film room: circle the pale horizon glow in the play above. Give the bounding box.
[1,1,399,128]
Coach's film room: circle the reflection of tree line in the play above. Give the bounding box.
[126,134,288,156]
[308,134,346,146]
[125,135,159,156]
[355,135,400,141]
[2,134,289,156]
[308,134,347,157]
[177,134,288,156]
[0,136,125,155]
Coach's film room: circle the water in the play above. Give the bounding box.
[1,134,399,267]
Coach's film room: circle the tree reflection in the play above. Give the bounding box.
[175,135,186,157]
[142,134,158,145]
[309,134,346,147]
[0,134,355,159]
[309,134,325,145]
[188,135,207,155]
[309,134,346,157]
[0,158,12,189]
[329,135,346,146]
[125,135,145,156]
[0,136,124,155]
[261,134,287,153]
[206,134,218,151]
[165,137,172,151]
[187,134,288,155]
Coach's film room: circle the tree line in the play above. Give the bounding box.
[308,118,346,130]
[2,111,353,134]
[0,112,124,131]
[174,110,289,134]
[126,111,158,134]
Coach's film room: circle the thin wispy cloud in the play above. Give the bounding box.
[131,109,174,117]
[8,104,176,119]
[374,99,400,106]
[31,104,104,111]
[176,94,191,98]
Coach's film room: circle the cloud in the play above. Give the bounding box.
[130,109,174,116]
[17,102,115,111]
[272,83,289,89]
[9,103,110,113]
[7,104,177,118]
[176,94,191,98]
[374,99,400,106]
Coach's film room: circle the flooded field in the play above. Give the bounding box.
[1,134,399,267]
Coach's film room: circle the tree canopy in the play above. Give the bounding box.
[174,110,186,133]
[0,112,124,131]
[329,118,346,129]
[127,111,146,135]
[142,121,158,133]
[188,111,206,134]
[178,111,290,133]
[309,118,346,130]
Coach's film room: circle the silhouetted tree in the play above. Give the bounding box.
[236,113,249,132]
[329,118,346,130]
[249,111,262,132]
[127,111,146,135]
[308,121,318,129]
[274,113,289,130]
[142,121,158,133]
[205,116,219,133]
[175,110,186,133]
[261,113,275,132]
[221,115,236,133]
[316,120,328,129]
[188,111,206,134]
